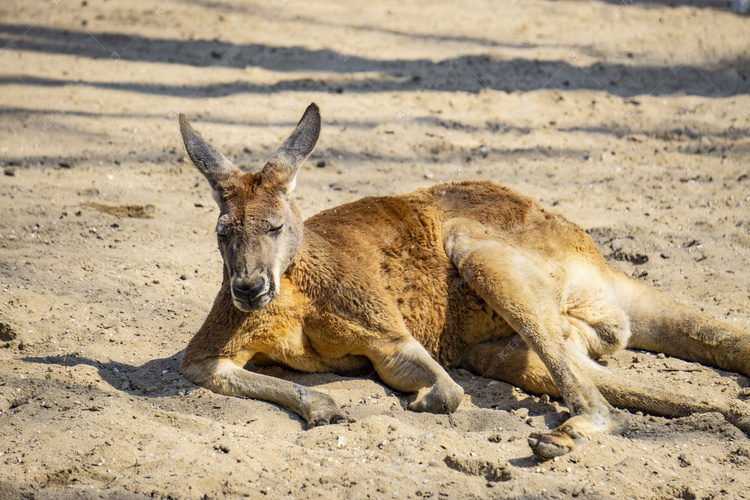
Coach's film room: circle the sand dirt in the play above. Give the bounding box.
[1,0,750,498]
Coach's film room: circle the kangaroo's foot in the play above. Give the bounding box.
[528,412,629,460]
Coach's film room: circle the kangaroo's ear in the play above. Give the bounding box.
[261,103,321,194]
[179,114,240,191]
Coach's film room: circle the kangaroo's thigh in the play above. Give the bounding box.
[443,218,587,403]
[443,218,626,458]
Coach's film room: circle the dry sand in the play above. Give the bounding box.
[1,0,750,498]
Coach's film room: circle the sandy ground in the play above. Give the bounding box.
[1,0,750,498]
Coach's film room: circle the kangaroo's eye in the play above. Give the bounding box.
[268,223,283,234]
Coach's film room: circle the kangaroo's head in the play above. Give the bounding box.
[179,104,320,312]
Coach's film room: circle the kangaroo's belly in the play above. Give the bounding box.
[381,231,516,367]
[396,270,516,367]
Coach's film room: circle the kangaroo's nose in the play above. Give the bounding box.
[233,275,267,300]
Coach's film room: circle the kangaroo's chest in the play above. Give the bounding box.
[250,324,373,375]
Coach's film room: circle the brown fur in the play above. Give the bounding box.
[178,104,750,460]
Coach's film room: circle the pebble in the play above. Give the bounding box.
[513,408,529,419]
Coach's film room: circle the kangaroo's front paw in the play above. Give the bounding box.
[408,380,464,414]
[306,409,350,429]
[301,390,351,429]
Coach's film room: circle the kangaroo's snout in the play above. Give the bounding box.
[231,273,274,311]
[234,275,267,300]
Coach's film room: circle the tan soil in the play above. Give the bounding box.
[1,0,750,498]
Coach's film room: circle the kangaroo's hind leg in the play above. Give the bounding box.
[463,337,750,437]
[444,218,627,459]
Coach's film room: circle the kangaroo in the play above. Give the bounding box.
[177,103,750,460]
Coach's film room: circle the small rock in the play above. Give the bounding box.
[676,486,698,500]
[487,433,503,443]
[512,408,529,420]
[0,321,17,341]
